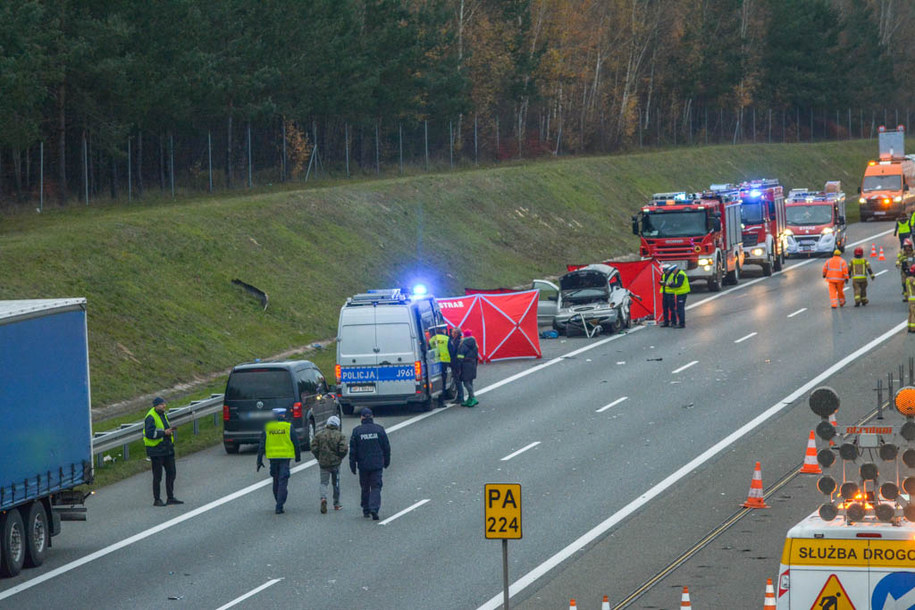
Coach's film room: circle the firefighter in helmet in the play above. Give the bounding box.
[849,247,876,307]
[907,264,915,333]
[897,239,915,301]
[822,249,849,308]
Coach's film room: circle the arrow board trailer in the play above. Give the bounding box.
[776,511,915,609]
[0,299,93,577]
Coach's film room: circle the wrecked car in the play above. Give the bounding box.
[533,264,632,336]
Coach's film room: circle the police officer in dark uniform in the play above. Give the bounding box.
[144,397,183,507]
[349,408,390,520]
[257,408,301,514]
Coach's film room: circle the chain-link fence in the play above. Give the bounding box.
[0,106,910,210]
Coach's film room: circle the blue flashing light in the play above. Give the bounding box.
[749,189,761,197]
[412,283,428,296]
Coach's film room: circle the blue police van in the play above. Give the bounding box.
[335,289,445,415]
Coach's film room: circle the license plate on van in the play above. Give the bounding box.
[244,411,274,419]
[349,384,375,393]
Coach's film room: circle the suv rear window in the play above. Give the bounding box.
[226,369,294,400]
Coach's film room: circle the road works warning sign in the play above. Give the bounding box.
[810,574,855,610]
[484,483,522,539]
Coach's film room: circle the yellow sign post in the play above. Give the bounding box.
[485,483,522,610]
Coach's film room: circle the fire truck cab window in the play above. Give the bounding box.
[786,205,833,226]
[641,211,707,237]
[862,174,902,192]
[740,202,765,224]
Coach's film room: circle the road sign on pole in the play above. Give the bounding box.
[484,483,522,539]
[485,483,522,610]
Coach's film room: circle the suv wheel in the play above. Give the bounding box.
[223,442,240,455]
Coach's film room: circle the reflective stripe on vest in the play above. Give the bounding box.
[669,270,690,296]
[264,421,295,459]
[908,279,915,302]
[430,334,450,363]
[823,257,848,281]
[144,408,166,447]
[851,258,869,280]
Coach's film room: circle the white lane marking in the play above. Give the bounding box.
[734,332,757,344]
[500,442,541,461]
[215,578,283,610]
[596,397,628,413]
[874,269,888,277]
[377,499,431,526]
[686,228,894,311]
[672,360,698,374]
[787,308,807,318]
[475,319,907,610]
[0,326,647,602]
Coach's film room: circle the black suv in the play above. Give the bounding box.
[222,360,341,454]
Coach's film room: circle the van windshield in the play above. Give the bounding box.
[787,205,833,226]
[226,369,293,400]
[375,323,414,353]
[863,174,902,192]
[339,324,377,356]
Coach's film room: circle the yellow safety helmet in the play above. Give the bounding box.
[833,249,842,256]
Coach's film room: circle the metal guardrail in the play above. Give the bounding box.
[91,394,224,466]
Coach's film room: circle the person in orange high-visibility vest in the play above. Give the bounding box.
[822,249,850,308]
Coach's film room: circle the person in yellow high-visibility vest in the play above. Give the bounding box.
[428,325,451,407]
[256,408,301,514]
[666,264,691,328]
[144,397,183,507]
[822,249,849,308]
[849,247,876,307]
[895,213,912,247]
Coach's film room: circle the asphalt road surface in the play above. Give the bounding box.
[1,223,910,610]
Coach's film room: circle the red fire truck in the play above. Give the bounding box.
[632,190,745,291]
[711,179,787,276]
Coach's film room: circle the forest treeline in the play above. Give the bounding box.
[0,0,912,205]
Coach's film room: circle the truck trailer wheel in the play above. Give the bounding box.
[22,502,48,568]
[0,508,26,577]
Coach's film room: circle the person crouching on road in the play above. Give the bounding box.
[257,408,301,514]
[449,327,463,405]
[896,213,912,247]
[457,329,480,407]
[349,408,390,521]
[822,249,849,308]
[429,325,451,407]
[666,264,690,328]
[311,415,348,513]
[659,263,676,327]
[144,397,183,507]
[850,247,876,307]
[897,240,915,301]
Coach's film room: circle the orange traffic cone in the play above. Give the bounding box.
[764,578,776,608]
[879,246,886,261]
[800,430,822,474]
[828,412,838,447]
[601,595,610,610]
[680,586,692,608]
[742,461,770,508]
[871,243,877,257]
[569,599,576,610]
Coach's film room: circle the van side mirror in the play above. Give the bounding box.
[905,184,910,192]
[710,218,721,232]
[857,186,861,194]
[631,216,639,236]
[838,215,845,225]
[326,383,338,394]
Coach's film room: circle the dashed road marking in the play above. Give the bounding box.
[734,332,757,344]
[787,308,807,318]
[215,578,283,610]
[672,360,698,374]
[501,442,541,461]
[596,397,628,413]
[377,499,431,526]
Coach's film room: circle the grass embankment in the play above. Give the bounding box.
[0,140,876,485]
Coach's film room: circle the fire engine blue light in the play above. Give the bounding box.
[412,283,428,296]
[749,189,761,197]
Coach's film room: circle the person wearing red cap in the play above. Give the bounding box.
[849,246,876,307]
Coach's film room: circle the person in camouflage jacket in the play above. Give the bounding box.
[311,415,348,513]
